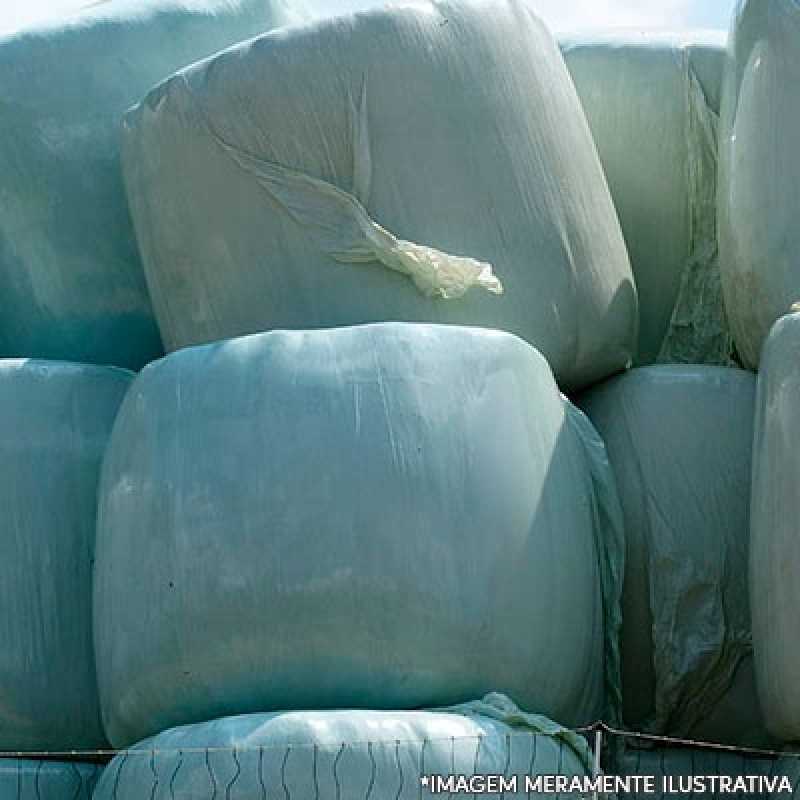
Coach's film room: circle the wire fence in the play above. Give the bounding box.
[2,722,800,799]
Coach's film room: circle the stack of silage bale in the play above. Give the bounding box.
[723,15,800,765]
[576,0,800,789]
[6,0,800,794]
[0,1,301,795]
[702,0,800,781]
[561,6,788,788]
[88,2,642,792]
[559,15,760,758]
[724,0,800,763]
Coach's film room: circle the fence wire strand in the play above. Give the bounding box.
[2,722,800,798]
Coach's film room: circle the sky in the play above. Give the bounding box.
[0,0,735,36]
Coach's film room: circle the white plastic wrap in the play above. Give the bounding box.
[0,361,132,751]
[561,32,733,366]
[578,365,769,746]
[718,0,800,369]
[121,0,637,390]
[750,312,800,740]
[95,323,623,747]
[0,0,299,369]
[93,695,593,800]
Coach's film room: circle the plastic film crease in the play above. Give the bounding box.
[189,74,503,301]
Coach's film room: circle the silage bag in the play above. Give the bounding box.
[750,312,800,740]
[578,366,768,746]
[0,362,132,751]
[0,760,101,800]
[93,694,593,799]
[561,32,732,366]
[95,322,623,748]
[0,0,300,370]
[121,0,637,390]
[718,0,800,369]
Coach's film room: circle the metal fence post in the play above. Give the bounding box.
[593,727,603,800]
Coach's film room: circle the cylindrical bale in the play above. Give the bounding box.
[93,694,592,799]
[0,361,133,751]
[95,323,622,747]
[121,0,637,390]
[718,0,800,369]
[0,0,301,370]
[561,32,732,366]
[751,312,800,740]
[578,365,769,746]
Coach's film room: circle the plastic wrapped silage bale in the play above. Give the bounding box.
[0,362,132,752]
[718,0,800,369]
[0,0,301,370]
[561,32,733,366]
[578,365,769,746]
[95,322,623,748]
[750,312,800,741]
[0,760,102,800]
[93,694,593,800]
[120,0,637,391]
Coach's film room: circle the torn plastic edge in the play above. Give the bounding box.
[179,72,503,301]
[655,53,735,367]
